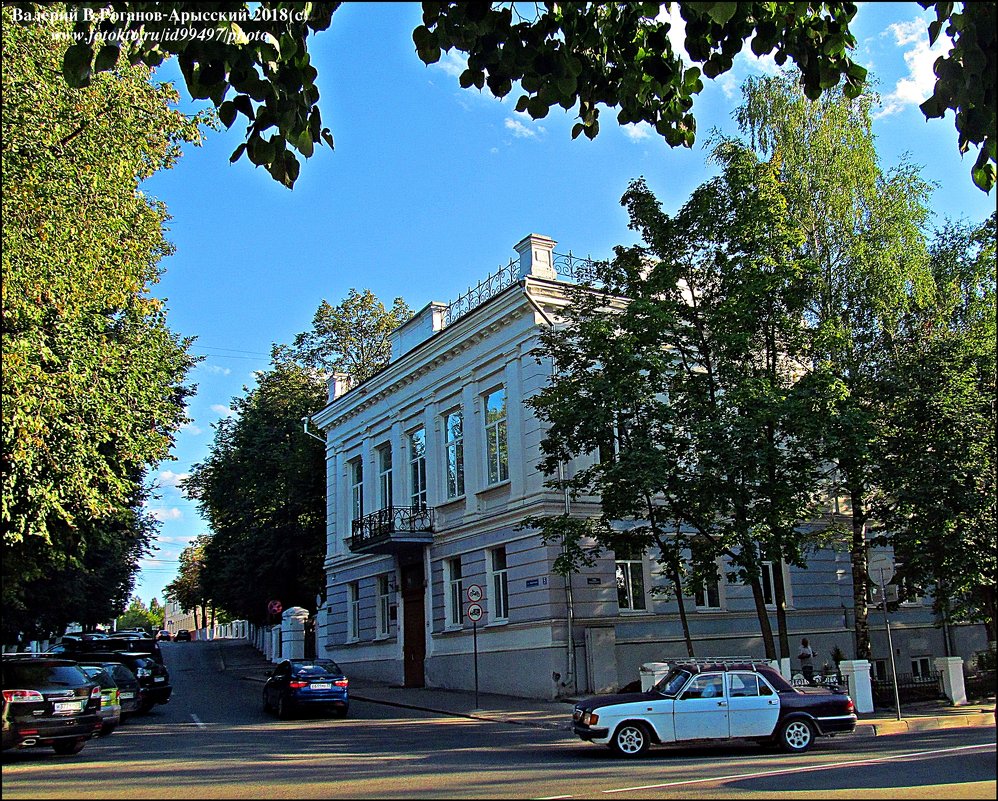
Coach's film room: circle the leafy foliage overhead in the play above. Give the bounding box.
[2,6,202,641]
[13,2,995,191]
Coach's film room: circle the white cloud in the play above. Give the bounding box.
[504,115,545,139]
[622,123,653,142]
[149,508,183,522]
[202,364,232,376]
[431,50,467,78]
[157,470,190,488]
[211,404,236,418]
[179,420,203,436]
[877,19,952,118]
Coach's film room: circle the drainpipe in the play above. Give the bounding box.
[302,415,326,444]
[525,288,577,695]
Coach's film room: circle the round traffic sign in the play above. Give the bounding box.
[467,584,484,603]
[466,603,484,622]
[267,599,283,616]
[867,552,895,585]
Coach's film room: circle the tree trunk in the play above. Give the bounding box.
[750,575,777,660]
[192,607,200,631]
[669,560,696,657]
[773,557,791,660]
[849,488,872,660]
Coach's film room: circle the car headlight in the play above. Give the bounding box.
[582,711,599,726]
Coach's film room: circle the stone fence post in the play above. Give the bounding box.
[934,656,967,706]
[281,607,310,660]
[839,659,874,713]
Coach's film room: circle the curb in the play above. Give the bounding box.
[855,711,996,737]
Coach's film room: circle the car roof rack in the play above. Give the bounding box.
[671,656,776,672]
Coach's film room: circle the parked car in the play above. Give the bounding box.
[48,636,164,667]
[572,658,857,756]
[70,652,171,714]
[77,665,121,736]
[1,657,103,754]
[76,660,142,717]
[174,629,191,642]
[155,630,172,642]
[263,659,349,719]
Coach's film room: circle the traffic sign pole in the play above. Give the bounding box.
[473,619,479,710]
[879,567,903,721]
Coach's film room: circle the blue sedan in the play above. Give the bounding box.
[263,659,349,719]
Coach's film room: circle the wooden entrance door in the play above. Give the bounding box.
[401,562,426,687]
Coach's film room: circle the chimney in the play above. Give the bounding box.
[514,234,557,280]
[327,372,353,402]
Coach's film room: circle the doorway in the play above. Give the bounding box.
[401,561,426,687]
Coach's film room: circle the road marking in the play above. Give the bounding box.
[602,743,996,794]
[190,714,206,729]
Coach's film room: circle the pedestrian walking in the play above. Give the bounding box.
[798,638,816,684]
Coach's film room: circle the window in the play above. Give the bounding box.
[911,657,932,678]
[347,582,360,641]
[376,575,391,637]
[680,674,724,700]
[489,547,509,621]
[728,672,761,697]
[484,387,509,485]
[761,560,777,607]
[349,458,364,521]
[446,558,463,627]
[615,546,647,612]
[444,409,465,498]
[694,565,722,610]
[872,659,888,682]
[377,444,393,510]
[409,428,427,508]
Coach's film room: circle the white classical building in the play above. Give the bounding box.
[310,234,987,700]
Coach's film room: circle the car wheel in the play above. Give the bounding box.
[99,724,116,737]
[334,706,349,719]
[138,699,155,714]
[262,691,271,713]
[778,718,815,753]
[277,695,292,720]
[610,721,651,757]
[52,738,87,756]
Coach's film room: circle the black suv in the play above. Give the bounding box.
[49,635,164,666]
[2,657,103,754]
[71,652,171,713]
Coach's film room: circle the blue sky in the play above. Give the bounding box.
[133,2,997,608]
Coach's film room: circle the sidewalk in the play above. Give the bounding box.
[211,638,996,737]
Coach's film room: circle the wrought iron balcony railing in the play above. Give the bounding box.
[348,505,433,555]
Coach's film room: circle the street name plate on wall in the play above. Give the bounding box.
[526,578,539,588]
[587,577,602,585]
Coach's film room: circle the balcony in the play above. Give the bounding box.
[348,506,434,556]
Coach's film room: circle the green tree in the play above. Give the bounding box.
[15,2,994,191]
[2,6,204,639]
[736,73,935,660]
[528,145,822,660]
[148,597,165,630]
[164,535,209,630]
[873,214,996,643]
[275,289,412,383]
[187,290,410,624]
[116,595,154,632]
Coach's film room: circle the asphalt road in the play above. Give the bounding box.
[3,641,995,799]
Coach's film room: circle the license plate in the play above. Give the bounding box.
[120,692,135,699]
[154,677,166,683]
[54,701,84,713]
[310,683,332,690]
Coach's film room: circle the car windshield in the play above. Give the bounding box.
[655,668,692,697]
[80,666,114,688]
[292,661,341,677]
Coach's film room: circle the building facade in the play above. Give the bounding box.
[311,234,987,700]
